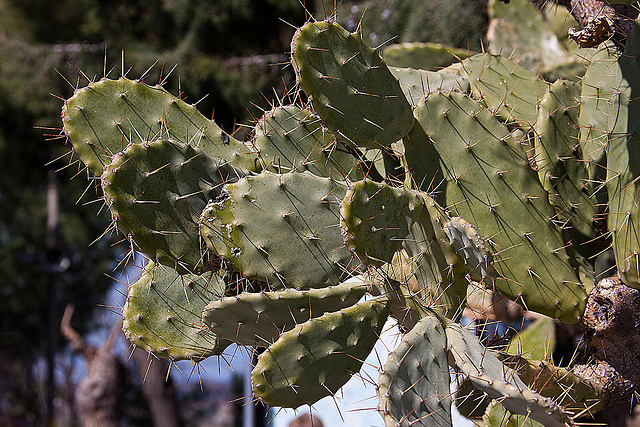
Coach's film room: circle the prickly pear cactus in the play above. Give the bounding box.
[57,8,640,427]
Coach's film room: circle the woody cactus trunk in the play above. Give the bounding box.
[57,4,640,426]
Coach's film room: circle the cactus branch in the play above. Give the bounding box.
[545,0,639,46]
[573,277,640,408]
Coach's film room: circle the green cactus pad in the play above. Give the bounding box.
[341,180,467,318]
[252,104,362,180]
[202,281,367,346]
[62,77,256,176]
[341,179,424,266]
[487,0,574,74]
[443,217,497,282]
[535,79,598,250]
[378,315,452,427]
[578,43,620,180]
[382,42,474,71]
[413,92,586,323]
[402,117,446,204]
[200,170,354,289]
[122,261,228,362]
[503,356,603,414]
[390,67,470,106]
[251,297,389,408]
[505,317,556,361]
[445,322,573,427]
[102,138,239,272]
[604,22,640,289]
[461,53,548,127]
[291,21,414,149]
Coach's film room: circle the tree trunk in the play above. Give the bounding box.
[542,0,639,47]
[132,349,181,427]
[573,277,640,408]
[61,305,125,427]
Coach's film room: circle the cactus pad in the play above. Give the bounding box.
[445,322,573,427]
[461,53,547,127]
[444,217,496,282]
[378,314,452,427]
[291,21,414,149]
[604,22,640,289]
[578,43,620,178]
[390,67,470,106]
[122,261,228,362]
[535,79,598,251]
[341,180,468,317]
[102,138,239,272]
[341,179,424,266]
[251,297,389,408]
[62,77,256,176]
[252,104,362,180]
[200,170,354,289]
[413,91,586,323]
[202,281,367,346]
[505,317,556,361]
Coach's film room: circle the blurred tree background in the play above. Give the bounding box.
[0,0,487,425]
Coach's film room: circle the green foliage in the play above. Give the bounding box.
[62,77,255,175]
[320,0,487,50]
[103,138,240,272]
[412,91,586,322]
[253,104,363,179]
[291,20,414,149]
[199,170,353,289]
[1,0,308,422]
[202,281,367,346]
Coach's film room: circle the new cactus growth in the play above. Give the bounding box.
[57,6,640,426]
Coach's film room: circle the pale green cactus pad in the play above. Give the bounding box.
[604,21,640,289]
[102,138,240,272]
[341,180,467,318]
[461,53,548,127]
[62,77,257,175]
[390,67,470,106]
[413,91,586,323]
[378,314,452,426]
[200,170,354,289]
[535,79,598,253]
[202,281,367,346]
[252,104,363,180]
[122,261,228,361]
